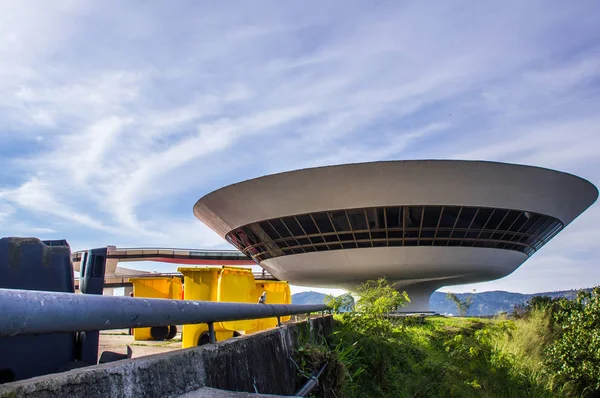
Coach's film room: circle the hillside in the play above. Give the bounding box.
[292,288,591,315]
[292,291,329,305]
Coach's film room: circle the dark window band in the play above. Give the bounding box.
[225,206,563,263]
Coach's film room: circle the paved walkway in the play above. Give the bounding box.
[99,329,182,358]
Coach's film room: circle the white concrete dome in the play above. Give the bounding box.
[194,160,598,311]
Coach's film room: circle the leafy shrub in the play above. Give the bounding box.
[545,287,600,396]
[513,295,562,320]
[338,278,409,337]
[446,292,473,316]
[325,293,354,313]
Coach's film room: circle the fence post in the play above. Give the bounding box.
[208,322,216,344]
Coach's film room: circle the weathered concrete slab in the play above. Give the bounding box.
[0,316,333,398]
[0,345,207,398]
[178,386,284,397]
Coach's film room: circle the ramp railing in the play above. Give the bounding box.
[0,288,328,343]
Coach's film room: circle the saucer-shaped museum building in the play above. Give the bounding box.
[194,160,598,311]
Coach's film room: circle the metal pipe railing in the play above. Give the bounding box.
[295,362,328,397]
[0,288,329,337]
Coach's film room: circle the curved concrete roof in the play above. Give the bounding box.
[259,245,529,310]
[260,246,527,288]
[194,160,598,237]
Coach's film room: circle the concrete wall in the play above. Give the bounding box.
[0,316,334,398]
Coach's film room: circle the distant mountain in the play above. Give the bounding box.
[292,288,592,316]
[292,291,329,305]
[431,288,591,316]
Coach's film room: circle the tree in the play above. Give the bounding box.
[325,293,355,313]
[335,278,410,336]
[545,286,600,395]
[355,278,410,316]
[513,295,561,319]
[446,292,473,316]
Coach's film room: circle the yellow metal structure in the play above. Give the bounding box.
[246,280,292,333]
[129,276,183,340]
[178,266,259,348]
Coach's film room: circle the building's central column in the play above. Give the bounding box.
[393,282,440,313]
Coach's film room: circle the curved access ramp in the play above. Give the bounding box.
[71,246,267,290]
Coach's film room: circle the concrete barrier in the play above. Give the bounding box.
[0,315,334,398]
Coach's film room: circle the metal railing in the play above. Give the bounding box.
[74,271,278,289]
[71,246,253,263]
[0,288,328,342]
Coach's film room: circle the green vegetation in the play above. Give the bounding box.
[325,292,354,313]
[546,288,600,395]
[296,280,600,397]
[294,289,593,315]
[446,291,474,316]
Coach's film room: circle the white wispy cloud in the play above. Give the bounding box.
[0,0,599,293]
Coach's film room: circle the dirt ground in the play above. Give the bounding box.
[99,329,183,359]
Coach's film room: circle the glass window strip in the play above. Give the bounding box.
[499,212,521,241]
[489,210,511,240]
[364,208,374,248]
[432,206,445,245]
[460,207,480,246]
[250,236,537,261]
[534,217,556,241]
[326,212,342,242]
[511,211,535,236]
[476,208,496,240]
[417,206,425,246]
[279,219,302,252]
[309,213,331,250]
[344,210,358,248]
[536,222,561,248]
[522,214,545,236]
[294,215,317,252]
[496,211,511,233]
[226,205,563,262]
[402,206,407,246]
[266,219,291,250]
[383,207,389,246]
[447,207,463,245]
[524,217,551,245]
[537,219,557,247]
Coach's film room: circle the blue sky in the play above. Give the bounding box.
[1,1,599,295]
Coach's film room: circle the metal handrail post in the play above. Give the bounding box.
[208,322,216,344]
